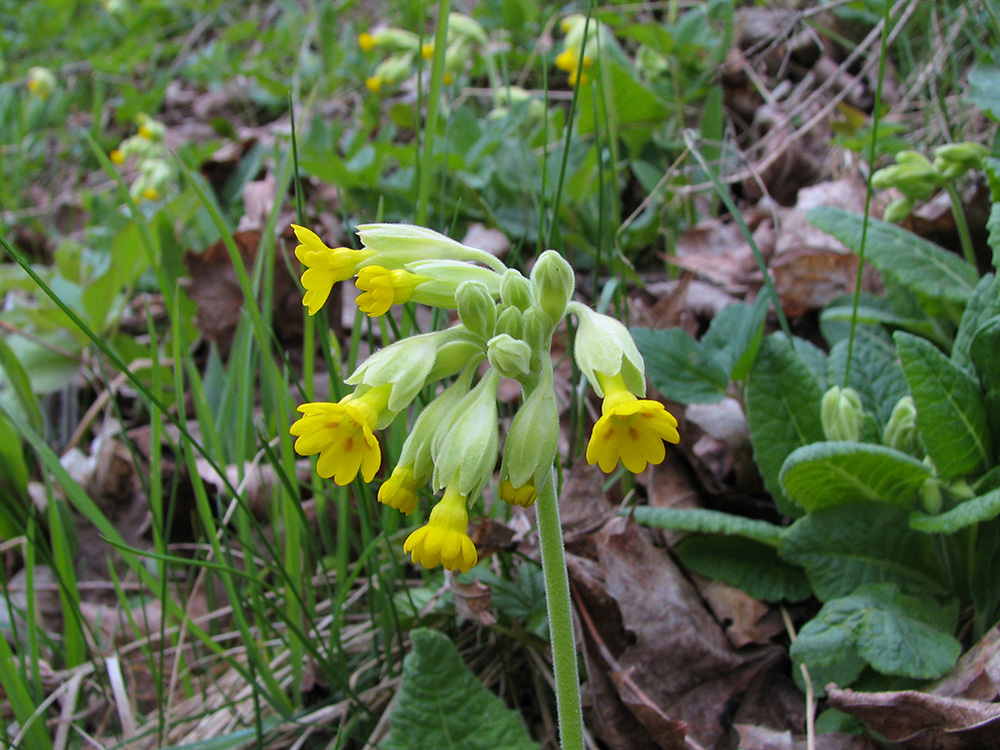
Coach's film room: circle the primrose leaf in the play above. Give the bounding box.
[382,629,538,750]
[792,584,960,687]
[896,331,992,480]
[746,334,826,516]
[631,506,784,545]
[779,442,933,512]
[779,503,948,601]
[967,66,1000,122]
[807,207,978,308]
[632,327,729,404]
[970,315,1000,412]
[952,274,999,370]
[675,535,812,602]
[911,488,1000,533]
[700,295,769,380]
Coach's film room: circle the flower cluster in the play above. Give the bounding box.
[289,224,679,574]
[109,113,176,203]
[358,13,488,92]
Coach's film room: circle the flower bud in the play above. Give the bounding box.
[500,371,559,497]
[401,367,476,482]
[569,302,645,397]
[495,305,523,339]
[932,142,987,176]
[404,260,502,309]
[500,269,532,311]
[919,477,942,515]
[448,12,488,45]
[521,307,552,356]
[883,196,914,223]
[530,250,574,324]
[370,52,416,88]
[432,368,501,497]
[356,223,507,272]
[362,28,420,52]
[456,280,497,340]
[487,334,532,378]
[821,385,864,442]
[346,327,480,419]
[882,395,920,456]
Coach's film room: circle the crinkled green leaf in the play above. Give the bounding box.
[971,314,1000,403]
[746,334,825,516]
[953,274,999,370]
[383,629,538,750]
[896,331,992,480]
[968,66,1000,122]
[910,488,1000,533]
[631,506,784,545]
[988,204,1000,271]
[779,442,933,512]
[632,327,729,404]
[780,503,948,600]
[820,304,940,348]
[808,207,978,307]
[792,584,960,686]
[826,334,909,428]
[700,295,769,381]
[675,535,812,602]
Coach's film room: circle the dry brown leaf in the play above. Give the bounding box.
[450,575,496,626]
[735,724,877,750]
[931,624,1000,701]
[770,247,859,317]
[827,686,1000,749]
[698,579,776,648]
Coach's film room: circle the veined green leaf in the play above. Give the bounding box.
[631,506,784,545]
[779,442,933,512]
[780,503,948,600]
[896,331,992,480]
[808,207,978,307]
[952,274,999,370]
[675,535,811,602]
[746,334,825,516]
[792,583,959,687]
[911,488,1000,533]
[701,295,769,381]
[382,629,538,750]
[826,333,909,428]
[632,327,729,404]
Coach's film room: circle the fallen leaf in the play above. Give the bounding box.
[827,686,1000,749]
[931,623,1000,701]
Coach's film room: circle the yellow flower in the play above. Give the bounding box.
[498,478,537,508]
[292,224,374,315]
[365,75,383,93]
[442,72,454,85]
[359,32,375,51]
[378,464,421,515]
[110,149,125,165]
[140,187,160,202]
[355,264,429,317]
[289,385,391,485]
[586,372,679,474]
[403,485,478,573]
[568,70,589,86]
[421,42,434,59]
[555,48,592,74]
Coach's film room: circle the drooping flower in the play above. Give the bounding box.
[586,372,679,474]
[292,224,374,315]
[403,485,478,573]
[289,385,391,485]
[378,464,421,515]
[498,479,537,508]
[355,265,430,317]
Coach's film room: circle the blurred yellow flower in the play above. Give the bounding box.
[403,485,478,573]
[358,32,375,51]
[421,42,434,59]
[586,372,679,474]
[292,224,374,315]
[365,76,383,93]
[289,385,391,485]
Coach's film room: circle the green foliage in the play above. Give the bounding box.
[383,629,538,750]
[967,66,1000,122]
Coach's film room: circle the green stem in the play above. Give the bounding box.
[535,470,584,750]
[945,183,978,270]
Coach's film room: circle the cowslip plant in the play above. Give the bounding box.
[633,181,1000,697]
[288,221,680,749]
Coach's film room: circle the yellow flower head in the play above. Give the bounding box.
[365,76,383,93]
[378,463,421,515]
[292,224,374,315]
[586,372,679,474]
[555,48,592,74]
[499,478,537,508]
[289,385,391,485]
[403,485,478,573]
[358,32,376,52]
[568,70,589,86]
[140,187,160,202]
[355,265,429,317]
[110,149,125,165]
[421,42,434,59]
